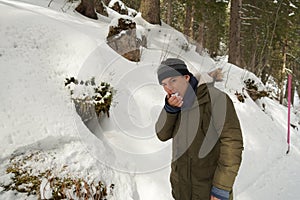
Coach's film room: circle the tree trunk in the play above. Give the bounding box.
[279,39,287,104]
[228,0,242,66]
[166,0,172,25]
[284,74,295,106]
[184,2,192,38]
[291,64,296,105]
[259,52,270,85]
[296,60,300,104]
[94,0,108,16]
[139,0,161,25]
[291,81,295,106]
[102,0,110,6]
[296,86,300,106]
[75,0,98,20]
[121,0,141,10]
[260,64,270,85]
[249,28,259,73]
[196,21,205,54]
[191,4,196,39]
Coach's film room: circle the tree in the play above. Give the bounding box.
[121,0,141,10]
[184,1,193,38]
[228,0,242,66]
[94,0,107,16]
[139,0,161,25]
[158,0,299,78]
[192,0,228,57]
[240,0,299,104]
[166,0,173,26]
[75,0,98,20]
[195,21,205,54]
[194,0,205,54]
[203,0,228,57]
[239,1,273,77]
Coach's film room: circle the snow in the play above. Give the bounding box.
[108,0,137,17]
[1,0,300,199]
[289,2,298,9]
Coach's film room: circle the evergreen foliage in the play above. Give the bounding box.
[159,0,299,103]
[74,0,299,103]
[160,0,229,57]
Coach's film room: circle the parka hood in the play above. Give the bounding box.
[195,72,214,86]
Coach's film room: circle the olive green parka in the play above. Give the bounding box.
[155,74,243,200]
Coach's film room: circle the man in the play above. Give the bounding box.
[155,58,243,200]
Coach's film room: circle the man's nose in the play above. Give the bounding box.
[164,85,173,93]
[165,84,173,90]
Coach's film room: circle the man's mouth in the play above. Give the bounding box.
[171,92,179,97]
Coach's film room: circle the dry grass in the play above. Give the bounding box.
[0,150,114,200]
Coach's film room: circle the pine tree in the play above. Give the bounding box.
[139,0,161,25]
[229,0,242,66]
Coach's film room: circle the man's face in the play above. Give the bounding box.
[161,75,190,97]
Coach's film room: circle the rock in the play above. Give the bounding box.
[107,18,141,62]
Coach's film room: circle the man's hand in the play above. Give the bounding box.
[167,94,183,107]
[210,195,220,200]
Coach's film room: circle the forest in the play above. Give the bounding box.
[76,0,299,105]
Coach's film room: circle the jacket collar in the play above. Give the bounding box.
[181,73,214,111]
[194,73,214,106]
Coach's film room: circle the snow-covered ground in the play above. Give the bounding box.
[0,0,300,199]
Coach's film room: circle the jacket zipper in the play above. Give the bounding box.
[186,110,192,198]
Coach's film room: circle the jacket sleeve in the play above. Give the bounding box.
[212,93,244,191]
[155,108,178,141]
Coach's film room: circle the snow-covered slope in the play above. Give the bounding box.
[0,0,300,199]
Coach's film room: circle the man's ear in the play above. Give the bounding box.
[184,75,190,82]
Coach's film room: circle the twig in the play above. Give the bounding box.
[225,64,232,89]
[48,0,54,7]
[160,31,172,62]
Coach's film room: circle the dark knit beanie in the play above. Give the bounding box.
[157,58,192,84]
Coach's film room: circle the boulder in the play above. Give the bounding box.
[107,18,141,62]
